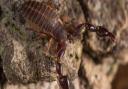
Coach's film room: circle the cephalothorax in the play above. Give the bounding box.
[20,1,115,89]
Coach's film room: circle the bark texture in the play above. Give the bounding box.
[0,0,83,88]
[0,0,128,89]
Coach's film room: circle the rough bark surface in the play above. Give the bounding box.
[0,0,128,89]
[80,0,128,89]
[0,0,84,89]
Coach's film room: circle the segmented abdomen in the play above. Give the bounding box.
[21,1,67,41]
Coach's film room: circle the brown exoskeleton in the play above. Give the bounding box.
[20,1,115,89]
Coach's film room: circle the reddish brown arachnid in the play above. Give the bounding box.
[19,1,115,89]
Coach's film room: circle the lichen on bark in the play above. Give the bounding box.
[0,0,128,89]
[0,0,84,87]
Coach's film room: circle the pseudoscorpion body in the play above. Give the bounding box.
[20,1,69,89]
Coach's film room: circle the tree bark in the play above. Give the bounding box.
[0,0,128,89]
